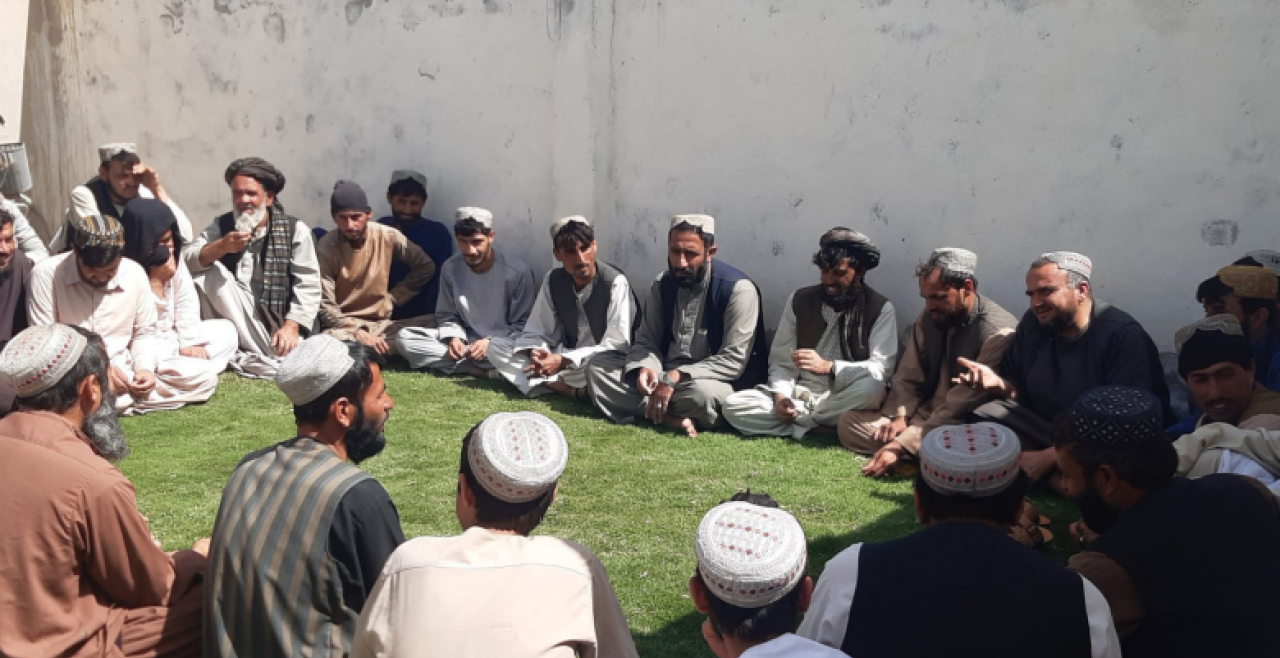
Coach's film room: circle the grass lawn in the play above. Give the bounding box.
[120,367,1080,657]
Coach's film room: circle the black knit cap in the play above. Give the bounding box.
[330,179,371,216]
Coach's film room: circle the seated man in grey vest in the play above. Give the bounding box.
[799,421,1120,658]
[841,247,1017,476]
[690,492,845,658]
[186,157,320,379]
[723,228,897,440]
[56,142,193,251]
[585,214,767,438]
[1059,386,1280,658]
[205,335,405,658]
[489,215,636,400]
[395,207,538,376]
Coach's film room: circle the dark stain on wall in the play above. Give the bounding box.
[870,202,889,225]
[264,10,286,43]
[346,0,372,24]
[1110,134,1123,161]
[1201,219,1238,246]
[214,0,234,15]
[483,0,506,13]
[305,114,316,134]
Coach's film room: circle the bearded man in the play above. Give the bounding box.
[955,252,1171,487]
[0,200,33,416]
[56,142,193,251]
[205,335,404,658]
[839,247,1017,476]
[186,157,321,378]
[316,180,436,355]
[585,214,767,437]
[0,324,207,658]
[723,228,897,439]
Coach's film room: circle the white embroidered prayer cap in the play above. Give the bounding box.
[456,207,494,229]
[920,423,1021,497]
[695,501,807,608]
[467,412,568,503]
[1246,250,1280,276]
[0,324,89,397]
[275,335,356,406]
[930,247,977,277]
[97,143,139,163]
[671,214,715,235]
[390,169,427,188]
[549,215,590,240]
[1174,314,1244,354]
[1038,251,1092,280]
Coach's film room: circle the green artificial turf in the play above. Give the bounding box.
[119,367,1079,657]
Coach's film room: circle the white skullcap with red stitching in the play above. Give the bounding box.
[695,501,808,609]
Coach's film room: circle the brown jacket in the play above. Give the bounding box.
[0,411,179,658]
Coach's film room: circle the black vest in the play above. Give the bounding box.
[1089,475,1280,658]
[791,283,889,361]
[658,260,768,390]
[84,177,123,219]
[843,522,1092,658]
[547,261,638,348]
[916,293,1018,401]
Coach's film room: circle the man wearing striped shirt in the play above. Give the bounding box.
[205,335,404,658]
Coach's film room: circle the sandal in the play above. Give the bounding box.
[1018,501,1050,529]
[1010,522,1055,549]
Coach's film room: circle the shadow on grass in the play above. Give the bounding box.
[633,491,917,657]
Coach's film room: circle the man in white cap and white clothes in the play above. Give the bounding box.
[316,180,437,355]
[186,157,321,379]
[26,212,170,414]
[488,215,637,400]
[586,214,768,437]
[723,227,897,440]
[53,142,193,252]
[689,492,846,658]
[351,411,638,658]
[395,207,537,375]
[798,422,1120,658]
[953,251,1171,488]
[205,335,404,658]
[839,247,1017,476]
[0,324,209,658]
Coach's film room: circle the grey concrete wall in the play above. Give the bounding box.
[19,0,1280,349]
[0,0,28,143]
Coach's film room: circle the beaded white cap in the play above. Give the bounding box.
[0,324,89,397]
[1174,314,1244,354]
[1038,251,1092,280]
[467,412,568,503]
[549,215,590,240]
[275,335,355,406]
[98,143,139,162]
[671,214,715,235]
[930,247,977,277]
[456,207,494,229]
[695,501,808,608]
[920,423,1021,497]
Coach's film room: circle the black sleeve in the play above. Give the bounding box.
[328,478,406,613]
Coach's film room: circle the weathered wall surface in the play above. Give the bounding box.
[0,0,28,143]
[19,0,1280,349]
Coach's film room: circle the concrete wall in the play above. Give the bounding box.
[19,0,1280,349]
[0,0,28,143]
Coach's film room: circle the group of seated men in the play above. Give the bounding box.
[2,318,1279,658]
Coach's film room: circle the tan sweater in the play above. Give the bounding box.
[317,222,436,335]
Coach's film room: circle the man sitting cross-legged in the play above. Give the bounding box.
[395,207,537,376]
[1058,386,1280,658]
[205,335,404,658]
[586,214,768,437]
[186,157,321,378]
[799,421,1120,658]
[689,493,846,658]
[954,251,1171,487]
[316,180,436,356]
[723,228,897,440]
[352,412,638,658]
[489,215,637,400]
[840,247,1017,476]
[0,324,208,658]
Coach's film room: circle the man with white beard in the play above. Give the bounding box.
[0,324,208,658]
[186,158,321,378]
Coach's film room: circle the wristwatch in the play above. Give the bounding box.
[660,372,678,388]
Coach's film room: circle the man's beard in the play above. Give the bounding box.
[83,387,129,463]
[1074,484,1121,536]
[929,305,969,329]
[820,282,862,313]
[235,203,268,234]
[670,261,710,289]
[1039,302,1079,334]
[343,407,387,465]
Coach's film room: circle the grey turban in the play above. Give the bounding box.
[224,157,287,195]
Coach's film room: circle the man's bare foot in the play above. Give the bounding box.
[660,415,698,437]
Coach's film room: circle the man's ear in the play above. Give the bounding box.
[77,373,102,415]
[707,244,718,258]
[458,472,476,508]
[330,396,356,429]
[1094,464,1121,498]
[386,192,395,205]
[1077,280,1091,299]
[689,575,712,613]
[796,575,815,613]
[962,278,976,294]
